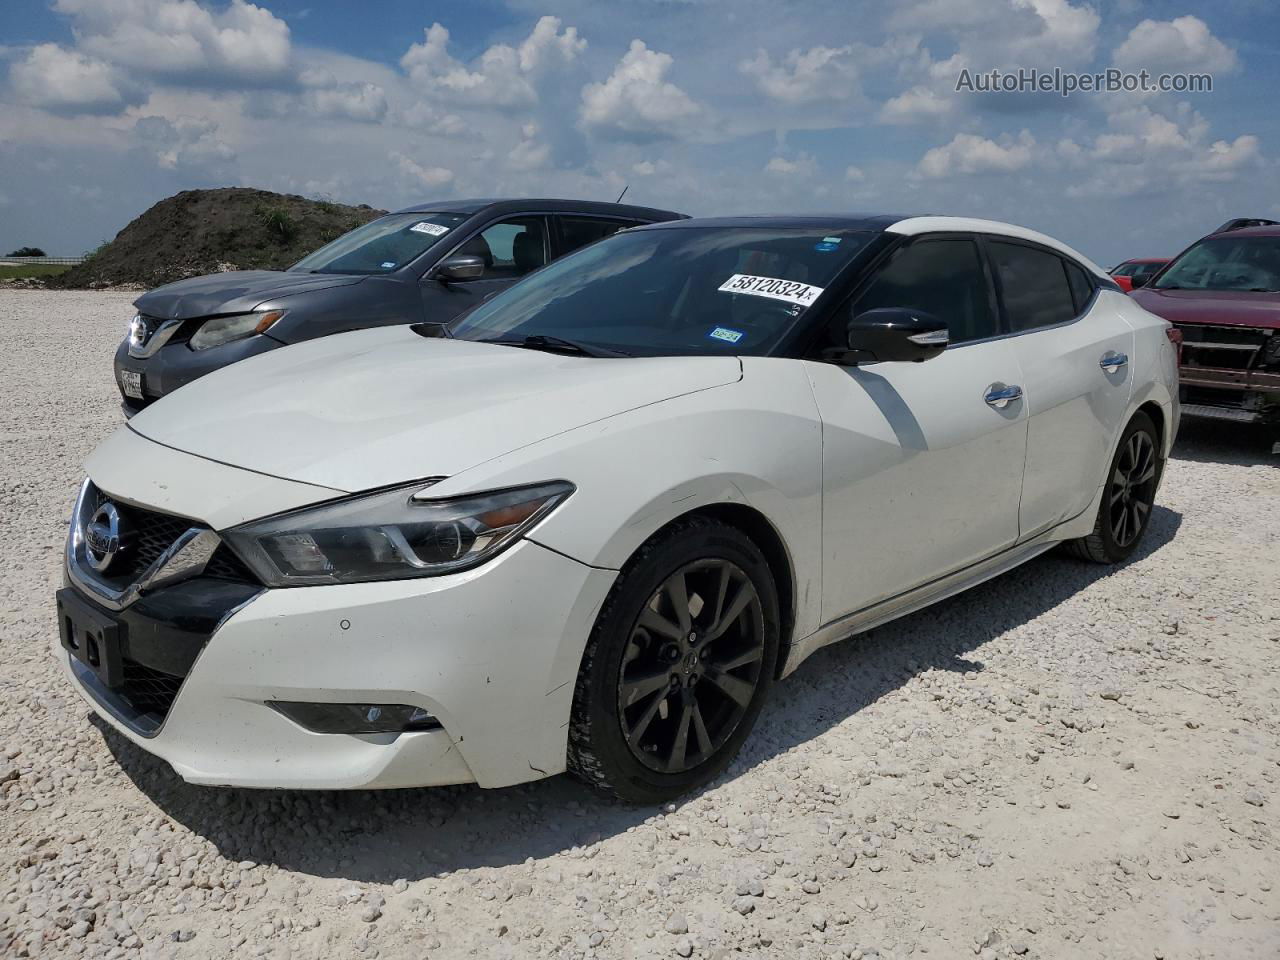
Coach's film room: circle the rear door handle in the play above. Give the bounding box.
[1100,351,1128,372]
[984,384,1023,409]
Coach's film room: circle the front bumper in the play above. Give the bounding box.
[114,333,283,415]
[60,538,616,789]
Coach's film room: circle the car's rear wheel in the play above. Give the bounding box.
[567,517,779,803]
[1067,411,1163,564]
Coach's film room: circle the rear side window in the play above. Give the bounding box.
[989,241,1077,332]
[559,217,638,256]
[853,237,996,344]
[1064,260,1094,313]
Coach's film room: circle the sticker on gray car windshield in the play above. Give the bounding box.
[717,274,823,307]
[410,221,450,236]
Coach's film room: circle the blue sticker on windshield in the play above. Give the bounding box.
[708,326,744,344]
[380,261,396,269]
[814,242,838,252]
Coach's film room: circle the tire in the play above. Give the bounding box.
[1067,411,1163,564]
[567,517,780,803]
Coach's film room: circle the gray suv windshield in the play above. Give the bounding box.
[291,212,468,276]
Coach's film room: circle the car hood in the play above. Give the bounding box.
[134,270,366,320]
[1130,287,1280,330]
[127,327,743,493]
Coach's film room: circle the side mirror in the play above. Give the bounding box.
[432,255,486,282]
[840,308,949,364]
[1129,274,1150,289]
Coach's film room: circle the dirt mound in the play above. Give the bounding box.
[53,187,385,289]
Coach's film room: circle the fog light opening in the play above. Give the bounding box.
[267,701,442,735]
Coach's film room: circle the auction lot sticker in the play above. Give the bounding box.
[410,221,450,236]
[718,274,823,307]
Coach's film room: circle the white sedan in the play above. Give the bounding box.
[57,215,1179,802]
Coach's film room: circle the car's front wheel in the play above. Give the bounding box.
[1067,410,1163,564]
[568,517,780,803]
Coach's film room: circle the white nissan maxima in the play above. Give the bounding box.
[58,215,1179,802]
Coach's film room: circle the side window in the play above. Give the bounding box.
[1064,260,1094,313]
[989,241,1078,332]
[852,237,996,344]
[559,217,637,256]
[453,217,548,280]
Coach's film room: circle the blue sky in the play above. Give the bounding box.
[2,0,1277,266]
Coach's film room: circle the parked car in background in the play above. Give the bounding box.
[60,214,1178,802]
[113,198,685,415]
[1131,221,1280,425]
[1110,257,1170,292]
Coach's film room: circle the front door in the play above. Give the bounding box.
[806,235,1028,623]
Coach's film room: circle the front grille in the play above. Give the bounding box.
[87,485,258,586]
[119,658,184,719]
[1176,323,1273,372]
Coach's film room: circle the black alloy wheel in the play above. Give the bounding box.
[568,517,780,803]
[618,559,766,774]
[1068,410,1163,564]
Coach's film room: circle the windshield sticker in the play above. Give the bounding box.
[380,261,396,269]
[814,242,839,252]
[822,236,842,243]
[409,221,450,236]
[718,274,824,307]
[708,326,744,344]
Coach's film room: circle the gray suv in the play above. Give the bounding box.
[114,198,685,414]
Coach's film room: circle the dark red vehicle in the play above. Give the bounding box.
[1109,257,1169,293]
[1131,220,1280,425]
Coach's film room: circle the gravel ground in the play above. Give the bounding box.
[2,289,1278,960]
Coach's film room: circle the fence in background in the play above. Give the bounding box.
[0,256,86,266]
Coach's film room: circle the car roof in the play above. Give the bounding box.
[392,197,686,221]
[1121,257,1170,264]
[633,213,1109,278]
[1206,224,1280,239]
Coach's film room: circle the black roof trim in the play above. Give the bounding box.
[628,213,917,232]
[392,198,686,220]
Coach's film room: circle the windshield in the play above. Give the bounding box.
[1153,235,1280,292]
[449,226,873,356]
[290,212,468,275]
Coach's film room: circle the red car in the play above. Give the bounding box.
[1130,221,1280,425]
[1109,257,1169,292]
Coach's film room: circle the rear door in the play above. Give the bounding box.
[418,215,550,323]
[985,238,1134,538]
[806,234,1029,622]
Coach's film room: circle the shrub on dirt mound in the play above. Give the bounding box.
[53,187,385,289]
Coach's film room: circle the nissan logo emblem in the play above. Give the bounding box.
[85,502,128,573]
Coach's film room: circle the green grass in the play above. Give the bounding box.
[0,263,72,280]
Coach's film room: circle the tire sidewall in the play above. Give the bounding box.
[1097,412,1161,563]
[578,523,780,802]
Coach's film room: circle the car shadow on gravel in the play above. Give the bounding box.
[1172,418,1277,467]
[91,505,1182,883]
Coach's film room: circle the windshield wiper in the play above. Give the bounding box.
[480,334,631,358]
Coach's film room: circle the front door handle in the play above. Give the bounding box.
[1100,351,1129,373]
[984,384,1023,409]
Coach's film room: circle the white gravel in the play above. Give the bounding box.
[2,288,1278,960]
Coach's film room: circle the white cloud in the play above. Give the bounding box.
[391,151,454,189]
[889,0,1099,67]
[8,44,137,113]
[508,123,552,170]
[401,16,585,109]
[918,130,1036,177]
[52,0,293,85]
[739,45,859,104]
[880,86,954,124]
[134,114,235,171]
[302,82,388,123]
[1113,16,1238,75]
[580,40,702,141]
[764,153,818,177]
[845,165,866,181]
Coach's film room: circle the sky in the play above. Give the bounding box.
[1,0,1277,266]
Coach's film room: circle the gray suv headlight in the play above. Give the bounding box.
[222,481,573,586]
[188,310,285,350]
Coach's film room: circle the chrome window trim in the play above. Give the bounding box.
[65,479,222,611]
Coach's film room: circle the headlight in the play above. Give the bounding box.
[222,480,573,586]
[188,310,285,351]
